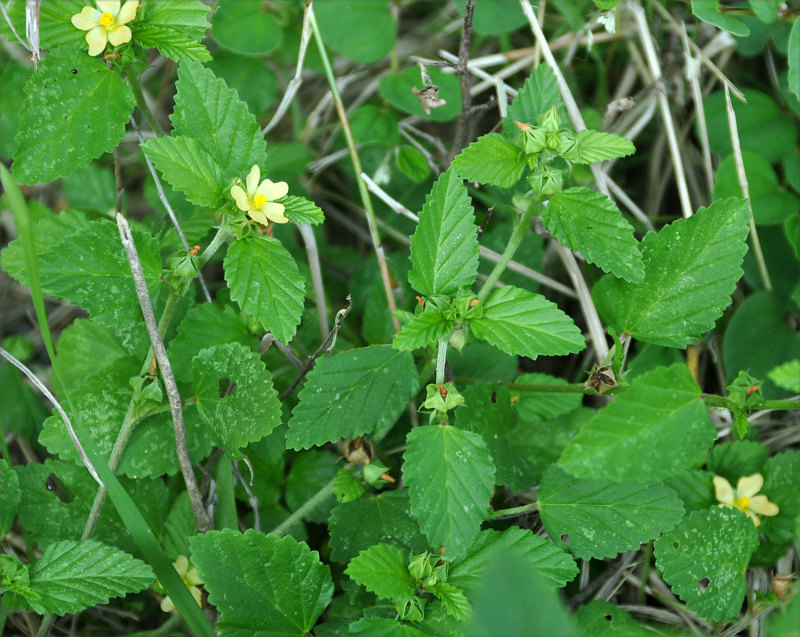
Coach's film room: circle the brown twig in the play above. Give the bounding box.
[447,0,475,165]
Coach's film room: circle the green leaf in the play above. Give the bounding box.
[224,236,305,343]
[451,133,527,187]
[0,0,84,51]
[563,130,636,164]
[397,145,431,182]
[211,0,282,56]
[329,490,429,563]
[538,465,684,560]
[706,441,769,484]
[544,187,644,282]
[505,65,567,132]
[512,372,582,423]
[286,345,419,450]
[334,467,366,504]
[408,168,479,297]
[189,529,334,636]
[62,163,116,212]
[378,67,461,122]
[454,0,528,35]
[9,539,154,615]
[350,616,429,637]
[559,364,716,482]
[171,60,266,181]
[454,384,538,492]
[432,581,471,621]
[345,543,414,602]
[692,0,750,36]
[315,0,395,63]
[664,469,716,515]
[393,306,453,351]
[759,451,800,555]
[750,0,781,23]
[594,198,750,348]
[449,527,577,594]
[403,425,495,556]
[134,0,211,62]
[280,195,325,226]
[789,19,800,100]
[12,49,134,185]
[654,507,758,622]
[470,286,585,358]
[285,450,339,525]
[168,303,254,383]
[141,136,225,209]
[574,600,644,636]
[192,343,281,455]
[0,459,20,537]
[768,359,800,393]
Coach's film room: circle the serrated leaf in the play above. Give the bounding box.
[432,582,471,620]
[449,527,578,594]
[189,529,333,636]
[408,168,479,296]
[0,459,20,537]
[454,384,538,492]
[329,490,429,563]
[286,345,419,450]
[559,364,716,481]
[706,441,769,484]
[345,543,414,602]
[141,136,225,209]
[594,198,750,347]
[349,616,429,637]
[15,459,169,553]
[192,343,281,455]
[451,133,526,187]
[392,306,453,351]
[134,0,211,62]
[654,507,757,621]
[538,466,684,560]
[223,236,305,343]
[171,60,265,180]
[544,187,643,282]
[505,65,567,132]
[563,130,635,165]
[768,359,800,392]
[168,303,254,383]
[664,469,716,515]
[789,19,800,100]
[574,600,644,636]
[7,540,154,615]
[280,195,325,225]
[403,425,495,556]
[760,451,800,553]
[12,49,134,185]
[0,1,84,51]
[334,468,365,504]
[470,286,585,358]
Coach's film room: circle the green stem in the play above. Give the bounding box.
[488,502,538,519]
[270,478,336,537]
[123,66,165,137]
[702,394,800,411]
[200,225,233,267]
[435,337,448,385]
[477,204,537,302]
[640,542,652,604]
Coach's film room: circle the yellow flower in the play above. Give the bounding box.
[713,473,779,527]
[231,164,289,225]
[71,0,138,57]
[160,555,203,613]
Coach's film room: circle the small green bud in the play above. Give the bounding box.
[538,106,561,132]
[528,165,563,197]
[422,382,465,413]
[398,596,426,622]
[448,329,466,351]
[167,250,200,281]
[556,129,580,161]
[453,295,481,320]
[408,553,431,581]
[362,461,391,486]
[521,127,547,154]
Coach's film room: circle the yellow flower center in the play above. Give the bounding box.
[252,194,267,209]
[734,495,751,511]
[99,12,115,28]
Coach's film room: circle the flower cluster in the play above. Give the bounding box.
[713,473,779,527]
[231,164,289,225]
[160,555,203,613]
[71,0,138,56]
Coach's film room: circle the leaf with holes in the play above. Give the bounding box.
[189,529,334,636]
[408,168,479,297]
[544,187,643,282]
[12,49,135,185]
[654,507,758,622]
[470,286,585,358]
[223,236,305,343]
[403,425,495,556]
[286,345,419,450]
[559,364,716,482]
[538,466,684,560]
[345,543,414,602]
[192,343,281,456]
[594,198,750,347]
[451,133,527,187]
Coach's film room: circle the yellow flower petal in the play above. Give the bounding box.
[737,474,763,499]
[713,476,734,505]
[231,185,249,212]
[173,555,189,576]
[117,0,138,24]
[185,567,203,587]
[96,0,122,15]
[160,596,175,613]
[248,209,270,225]
[262,202,289,223]
[245,165,260,196]
[256,179,288,201]
[85,27,108,56]
[744,509,761,527]
[71,6,101,30]
[749,495,779,517]
[190,585,203,606]
[108,24,131,46]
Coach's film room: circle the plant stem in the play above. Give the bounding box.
[477,203,536,301]
[124,66,164,137]
[488,502,538,519]
[270,478,336,537]
[435,337,448,385]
